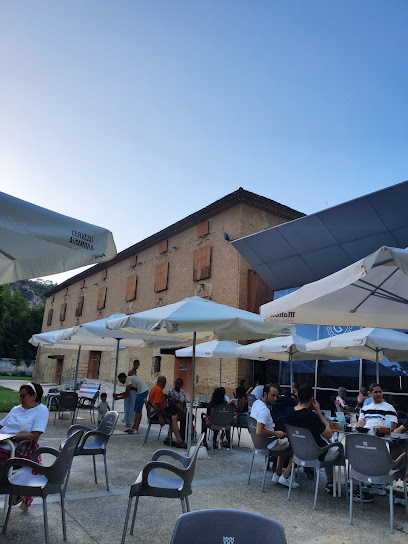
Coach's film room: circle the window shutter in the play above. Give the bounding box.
[154,262,169,292]
[80,279,85,289]
[97,286,107,309]
[158,240,168,254]
[247,270,274,314]
[47,308,53,326]
[101,269,107,280]
[75,296,84,316]
[197,220,209,237]
[193,246,212,281]
[125,276,137,301]
[129,255,137,268]
[64,287,68,296]
[60,303,67,322]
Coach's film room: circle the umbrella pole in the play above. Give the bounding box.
[289,348,294,393]
[376,348,380,383]
[112,338,121,410]
[73,346,82,390]
[187,332,196,451]
[219,358,222,387]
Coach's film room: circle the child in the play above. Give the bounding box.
[97,393,110,424]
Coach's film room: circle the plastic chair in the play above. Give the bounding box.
[76,389,100,424]
[61,410,119,491]
[142,408,173,446]
[121,433,205,544]
[247,416,291,492]
[232,413,248,446]
[209,404,235,450]
[345,433,408,533]
[247,394,256,413]
[54,391,78,426]
[0,429,84,544]
[285,424,346,509]
[169,509,287,544]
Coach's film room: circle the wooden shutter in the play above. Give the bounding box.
[80,279,85,289]
[247,269,274,314]
[60,303,67,322]
[158,240,168,254]
[97,286,107,309]
[129,255,137,268]
[197,220,209,237]
[101,268,107,280]
[75,296,84,316]
[125,276,137,301]
[193,246,212,281]
[64,287,68,296]
[154,262,169,292]
[47,308,53,326]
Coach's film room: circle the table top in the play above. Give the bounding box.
[0,433,15,442]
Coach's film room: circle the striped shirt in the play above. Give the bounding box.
[360,401,397,429]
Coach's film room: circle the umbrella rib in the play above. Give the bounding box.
[350,268,401,312]
[353,283,408,304]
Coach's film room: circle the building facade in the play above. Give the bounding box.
[34,189,303,398]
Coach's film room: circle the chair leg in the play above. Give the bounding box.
[130,497,139,535]
[390,484,394,533]
[313,468,320,510]
[121,496,133,544]
[344,465,348,502]
[261,456,268,492]
[43,498,50,544]
[358,481,363,511]
[349,477,353,525]
[247,452,255,484]
[185,496,190,512]
[288,462,295,501]
[61,492,67,541]
[103,454,109,491]
[181,498,186,514]
[93,455,98,484]
[143,423,151,446]
[2,494,13,533]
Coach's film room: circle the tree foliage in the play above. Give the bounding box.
[0,285,44,361]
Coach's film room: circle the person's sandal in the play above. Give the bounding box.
[176,442,187,449]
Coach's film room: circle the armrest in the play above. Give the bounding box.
[14,440,33,456]
[141,461,186,486]
[152,448,190,468]
[391,451,407,472]
[32,446,60,461]
[67,423,91,437]
[2,457,47,476]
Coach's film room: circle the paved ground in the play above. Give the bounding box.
[1,381,407,543]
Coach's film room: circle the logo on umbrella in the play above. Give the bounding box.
[327,326,353,337]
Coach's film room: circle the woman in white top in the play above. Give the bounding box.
[0,382,49,510]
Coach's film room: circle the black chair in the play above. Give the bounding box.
[232,413,248,447]
[142,408,173,446]
[54,391,78,426]
[247,394,256,413]
[121,434,204,544]
[169,509,287,544]
[76,389,100,424]
[0,430,84,544]
[61,410,119,491]
[209,404,235,450]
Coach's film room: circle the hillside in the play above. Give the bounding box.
[9,279,57,309]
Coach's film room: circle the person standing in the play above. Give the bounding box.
[113,372,138,427]
[127,374,149,435]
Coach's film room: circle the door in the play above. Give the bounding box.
[87,351,101,379]
[174,356,192,401]
[55,356,64,384]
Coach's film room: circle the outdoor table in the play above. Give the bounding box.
[0,433,16,523]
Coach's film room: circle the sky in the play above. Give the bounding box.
[1,1,407,284]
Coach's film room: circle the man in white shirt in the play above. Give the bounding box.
[357,383,397,431]
[251,384,298,488]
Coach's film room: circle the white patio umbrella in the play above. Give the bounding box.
[175,340,267,387]
[107,296,294,448]
[30,315,187,408]
[260,246,408,330]
[235,335,343,391]
[306,327,408,383]
[0,191,117,284]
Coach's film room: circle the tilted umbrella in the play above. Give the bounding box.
[107,296,294,448]
[260,246,408,330]
[306,327,408,383]
[0,191,117,284]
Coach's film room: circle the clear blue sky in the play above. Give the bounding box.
[1,1,407,283]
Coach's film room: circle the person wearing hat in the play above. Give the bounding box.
[335,386,352,413]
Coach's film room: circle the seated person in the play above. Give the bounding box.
[356,383,397,431]
[0,382,49,511]
[235,379,247,399]
[251,384,298,488]
[394,418,408,434]
[335,387,353,413]
[248,382,264,400]
[230,387,248,426]
[292,382,300,402]
[202,387,231,449]
[357,386,369,408]
[286,384,339,493]
[167,377,187,440]
[147,375,186,448]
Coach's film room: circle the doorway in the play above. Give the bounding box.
[55,356,64,384]
[174,356,192,401]
[87,351,101,379]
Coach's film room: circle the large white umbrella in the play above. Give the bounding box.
[0,191,117,284]
[30,315,187,408]
[260,246,408,330]
[235,335,344,391]
[306,327,408,382]
[175,340,267,387]
[107,296,294,448]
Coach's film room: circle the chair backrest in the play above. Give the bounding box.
[183,433,205,487]
[247,416,274,451]
[58,391,78,409]
[47,430,84,486]
[247,394,256,413]
[77,383,100,400]
[97,411,119,436]
[210,404,235,428]
[169,509,287,544]
[345,433,395,478]
[285,424,323,462]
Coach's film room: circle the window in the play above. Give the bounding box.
[154,262,169,292]
[75,296,84,317]
[101,268,107,280]
[158,240,168,254]
[152,356,162,374]
[197,220,209,237]
[47,308,53,326]
[125,276,137,302]
[80,279,85,289]
[193,246,212,281]
[97,286,107,309]
[60,303,67,322]
[129,255,137,268]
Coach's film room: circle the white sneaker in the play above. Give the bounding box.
[279,474,299,488]
[272,472,280,483]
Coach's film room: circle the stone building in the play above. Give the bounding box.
[34,188,302,398]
